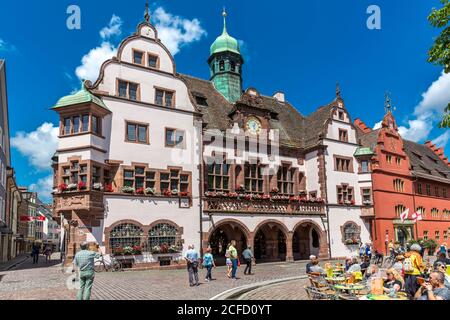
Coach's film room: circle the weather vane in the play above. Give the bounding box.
[385,91,396,113]
[336,82,341,98]
[144,0,150,23]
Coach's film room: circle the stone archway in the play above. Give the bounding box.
[293,221,327,261]
[253,221,289,263]
[208,220,249,266]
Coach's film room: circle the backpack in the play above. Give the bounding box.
[403,257,414,272]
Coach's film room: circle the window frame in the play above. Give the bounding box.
[132,49,145,66]
[147,53,160,69]
[117,78,141,101]
[165,128,185,149]
[154,86,176,108]
[338,129,348,142]
[125,121,150,145]
[334,155,354,173]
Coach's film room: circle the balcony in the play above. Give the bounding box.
[53,190,104,215]
[204,197,325,216]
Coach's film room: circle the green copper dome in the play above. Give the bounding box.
[52,81,108,111]
[210,11,240,56]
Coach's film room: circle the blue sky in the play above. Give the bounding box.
[0,0,449,202]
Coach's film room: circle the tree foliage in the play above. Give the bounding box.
[428,0,450,128]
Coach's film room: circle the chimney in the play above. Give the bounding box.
[354,118,372,134]
[273,91,285,103]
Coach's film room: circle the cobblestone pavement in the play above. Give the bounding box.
[0,255,310,300]
[237,279,310,300]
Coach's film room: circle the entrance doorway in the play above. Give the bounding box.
[209,223,248,266]
[293,223,321,261]
[254,223,287,263]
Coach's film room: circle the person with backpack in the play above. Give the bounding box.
[202,247,215,282]
[404,244,424,298]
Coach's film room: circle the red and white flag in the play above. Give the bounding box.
[400,209,409,222]
[411,211,423,223]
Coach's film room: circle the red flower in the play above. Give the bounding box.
[78,181,87,190]
[163,190,172,197]
[136,188,145,195]
[58,184,68,191]
[180,192,189,197]
[339,200,344,205]
[351,200,355,205]
[105,184,114,192]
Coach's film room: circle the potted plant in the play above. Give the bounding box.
[151,245,161,254]
[145,187,156,195]
[136,187,145,195]
[363,200,372,206]
[104,183,114,193]
[351,199,356,206]
[162,190,172,197]
[339,200,344,205]
[122,186,135,194]
[180,191,189,197]
[123,246,134,256]
[113,246,125,255]
[244,194,253,200]
[132,246,142,255]
[78,181,87,191]
[58,183,68,192]
[93,183,103,191]
[228,192,238,198]
[168,245,181,253]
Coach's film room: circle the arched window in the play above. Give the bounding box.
[342,222,361,244]
[148,223,178,248]
[230,61,236,72]
[219,60,225,71]
[109,223,144,251]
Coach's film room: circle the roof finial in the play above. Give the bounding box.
[144,0,150,23]
[385,91,395,113]
[336,82,341,98]
[222,7,228,35]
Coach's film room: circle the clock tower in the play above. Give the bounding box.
[208,9,244,104]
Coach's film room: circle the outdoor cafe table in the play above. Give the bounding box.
[334,283,366,295]
[359,294,409,301]
[325,277,346,284]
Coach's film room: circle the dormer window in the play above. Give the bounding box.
[338,111,344,120]
[339,129,348,142]
[148,53,158,69]
[133,50,144,65]
[195,96,208,107]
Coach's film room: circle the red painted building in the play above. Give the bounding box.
[355,110,450,254]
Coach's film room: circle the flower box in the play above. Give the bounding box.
[136,188,145,195]
[145,188,156,195]
[93,183,103,191]
[122,186,135,194]
[78,181,87,190]
[104,184,114,193]
[58,184,68,192]
[67,183,78,191]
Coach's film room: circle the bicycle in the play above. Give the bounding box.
[370,252,384,267]
[94,254,123,272]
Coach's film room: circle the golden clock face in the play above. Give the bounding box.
[245,117,262,135]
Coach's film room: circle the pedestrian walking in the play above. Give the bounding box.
[225,247,232,278]
[184,244,200,287]
[44,245,52,263]
[229,240,239,280]
[202,247,215,282]
[242,246,254,275]
[73,242,101,300]
[31,242,40,264]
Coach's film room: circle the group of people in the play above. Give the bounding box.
[307,242,450,300]
[184,240,255,287]
[30,242,53,264]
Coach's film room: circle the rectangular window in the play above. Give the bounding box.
[362,188,372,203]
[64,118,71,135]
[165,128,184,148]
[277,165,295,195]
[361,161,369,173]
[245,164,264,194]
[118,80,139,101]
[396,157,401,166]
[423,231,429,240]
[338,111,344,120]
[155,89,175,107]
[386,155,392,164]
[148,54,158,68]
[435,186,439,197]
[126,122,148,144]
[338,129,348,142]
[417,183,422,195]
[81,115,89,132]
[335,156,352,173]
[426,184,431,196]
[207,162,230,191]
[73,116,80,133]
[92,116,99,134]
[337,185,354,203]
[133,50,144,65]
[435,231,440,241]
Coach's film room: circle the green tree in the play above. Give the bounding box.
[428,0,450,128]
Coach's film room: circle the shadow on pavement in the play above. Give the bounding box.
[7,254,62,272]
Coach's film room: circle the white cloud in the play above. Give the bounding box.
[11,122,59,171]
[29,175,54,203]
[432,131,450,149]
[0,38,17,52]
[153,7,207,55]
[75,41,117,82]
[373,121,382,130]
[99,15,123,40]
[398,71,450,147]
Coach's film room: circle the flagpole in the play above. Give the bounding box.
[412,179,419,241]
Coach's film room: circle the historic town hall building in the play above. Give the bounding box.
[51,9,449,268]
